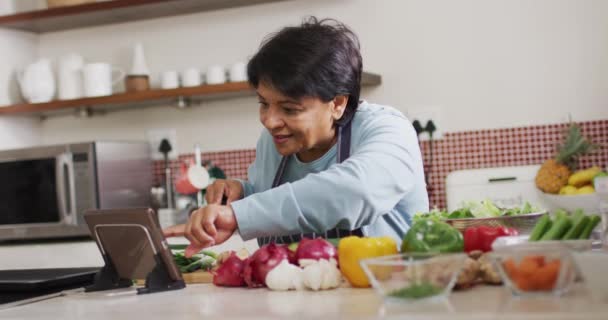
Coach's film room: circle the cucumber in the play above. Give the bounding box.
[579,215,601,239]
[540,216,572,241]
[563,215,590,240]
[529,215,552,241]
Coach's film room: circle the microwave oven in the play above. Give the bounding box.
[0,141,152,242]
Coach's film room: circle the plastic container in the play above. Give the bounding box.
[594,176,608,246]
[359,253,466,303]
[573,252,608,302]
[492,235,594,252]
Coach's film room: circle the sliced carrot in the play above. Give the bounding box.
[545,259,561,271]
[536,260,561,290]
[515,274,535,291]
[521,255,545,268]
[509,256,560,292]
[503,259,518,278]
[519,257,541,278]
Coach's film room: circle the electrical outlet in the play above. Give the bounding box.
[405,107,443,141]
[146,128,178,160]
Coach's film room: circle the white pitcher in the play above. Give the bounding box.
[17,59,56,104]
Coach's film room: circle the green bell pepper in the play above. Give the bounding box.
[401,220,464,253]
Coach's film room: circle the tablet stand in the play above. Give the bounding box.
[86,223,185,295]
[85,254,133,292]
[137,254,186,294]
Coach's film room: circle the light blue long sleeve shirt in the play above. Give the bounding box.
[230,101,429,245]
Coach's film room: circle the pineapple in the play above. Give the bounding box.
[535,123,597,194]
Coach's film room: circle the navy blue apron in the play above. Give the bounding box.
[258,119,364,246]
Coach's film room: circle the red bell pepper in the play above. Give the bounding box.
[463,226,518,252]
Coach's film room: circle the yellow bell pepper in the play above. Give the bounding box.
[338,236,398,288]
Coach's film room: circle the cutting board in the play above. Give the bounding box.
[445,165,543,211]
[181,270,214,283]
[135,270,213,286]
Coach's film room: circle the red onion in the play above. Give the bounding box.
[243,243,290,288]
[295,238,337,263]
[212,252,246,287]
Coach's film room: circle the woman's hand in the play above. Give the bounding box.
[163,204,237,257]
[205,179,244,205]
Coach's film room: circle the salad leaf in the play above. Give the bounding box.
[414,200,543,221]
[413,208,449,222]
[460,199,501,218]
[503,201,540,216]
[447,208,474,219]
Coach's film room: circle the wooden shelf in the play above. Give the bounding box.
[0,0,289,33]
[0,72,382,118]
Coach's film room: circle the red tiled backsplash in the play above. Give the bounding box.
[153,149,256,185]
[153,120,608,209]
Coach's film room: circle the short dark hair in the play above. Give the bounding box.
[247,17,363,126]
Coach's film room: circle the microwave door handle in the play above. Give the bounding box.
[56,153,76,225]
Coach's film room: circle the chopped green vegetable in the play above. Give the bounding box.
[528,210,600,241]
[201,250,218,259]
[540,216,572,241]
[563,215,589,240]
[389,282,442,299]
[529,215,552,241]
[173,251,216,273]
[579,215,601,239]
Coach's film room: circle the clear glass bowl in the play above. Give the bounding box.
[490,247,577,297]
[359,253,466,303]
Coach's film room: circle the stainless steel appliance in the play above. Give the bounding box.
[0,142,152,241]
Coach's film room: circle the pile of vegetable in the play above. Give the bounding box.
[198,213,535,296]
[171,245,218,273]
[529,209,600,241]
[210,236,400,291]
[414,200,540,221]
[213,238,344,291]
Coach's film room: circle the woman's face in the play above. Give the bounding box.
[257,82,347,162]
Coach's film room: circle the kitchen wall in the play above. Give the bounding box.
[0,28,41,150]
[25,0,607,154]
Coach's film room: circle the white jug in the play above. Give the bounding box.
[17,59,56,104]
[58,53,84,100]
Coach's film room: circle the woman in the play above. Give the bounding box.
[164,17,428,256]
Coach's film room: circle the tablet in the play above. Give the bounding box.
[84,208,182,282]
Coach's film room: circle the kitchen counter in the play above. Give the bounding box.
[1,283,606,319]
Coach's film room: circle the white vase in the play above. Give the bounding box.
[130,42,150,76]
